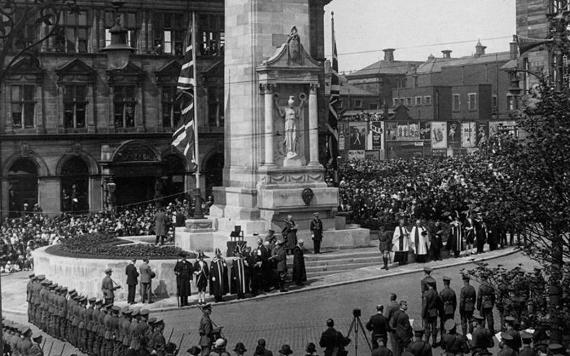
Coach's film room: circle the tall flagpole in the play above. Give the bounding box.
[191,11,203,219]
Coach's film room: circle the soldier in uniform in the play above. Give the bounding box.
[102,267,121,305]
[152,319,167,356]
[85,297,96,353]
[128,308,140,351]
[79,296,89,352]
[103,305,115,356]
[439,276,457,336]
[476,274,496,334]
[421,280,440,347]
[518,331,537,356]
[310,212,323,254]
[199,304,214,356]
[174,252,194,306]
[408,327,432,356]
[26,273,35,322]
[120,308,133,355]
[136,309,151,353]
[96,302,108,356]
[378,226,392,270]
[470,314,494,355]
[111,306,123,356]
[498,332,517,356]
[90,299,102,355]
[17,327,33,356]
[29,334,44,356]
[440,320,469,356]
[58,287,68,340]
[210,248,229,302]
[503,316,521,352]
[460,274,476,336]
[421,267,437,294]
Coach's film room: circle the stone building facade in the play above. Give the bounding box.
[0,0,225,216]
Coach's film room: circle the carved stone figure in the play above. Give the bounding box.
[274,94,306,158]
[287,26,302,65]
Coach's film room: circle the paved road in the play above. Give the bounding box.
[155,252,534,355]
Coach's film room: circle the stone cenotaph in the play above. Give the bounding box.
[176,1,369,253]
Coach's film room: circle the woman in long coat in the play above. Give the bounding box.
[292,240,307,286]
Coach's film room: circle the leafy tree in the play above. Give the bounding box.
[475,82,570,343]
[0,0,77,85]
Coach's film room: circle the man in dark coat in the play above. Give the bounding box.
[310,212,323,254]
[125,259,139,304]
[154,206,169,246]
[439,276,457,337]
[430,222,443,261]
[366,305,388,350]
[292,240,307,286]
[391,300,413,356]
[421,267,437,294]
[210,248,228,302]
[252,237,267,295]
[476,274,495,334]
[174,252,194,306]
[471,314,494,356]
[319,319,350,356]
[378,226,392,270]
[474,214,487,254]
[460,274,476,336]
[231,247,249,299]
[385,293,400,355]
[371,338,393,356]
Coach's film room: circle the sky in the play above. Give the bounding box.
[324,0,516,73]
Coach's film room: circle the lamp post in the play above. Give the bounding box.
[101,0,134,70]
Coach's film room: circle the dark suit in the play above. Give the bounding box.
[385,301,400,355]
[366,313,388,349]
[310,217,323,253]
[319,327,349,356]
[392,309,413,356]
[174,259,193,306]
[154,210,169,245]
[125,263,139,304]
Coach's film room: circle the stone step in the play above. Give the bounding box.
[286,247,379,262]
[303,260,382,273]
[292,255,383,268]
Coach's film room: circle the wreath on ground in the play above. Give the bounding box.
[45,233,195,260]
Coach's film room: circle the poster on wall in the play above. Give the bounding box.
[431,121,447,149]
[348,122,367,150]
[447,121,461,143]
[420,122,431,140]
[477,122,489,146]
[385,122,398,141]
[370,121,384,150]
[489,121,518,137]
[348,150,365,161]
[461,122,477,148]
[396,122,420,141]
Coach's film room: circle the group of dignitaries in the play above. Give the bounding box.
[362,267,567,356]
[26,273,177,356]
[172,227,310,306]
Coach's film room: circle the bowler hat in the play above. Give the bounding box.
[305,343,317,354]
[279,344,293,355]
[234,342,247,353]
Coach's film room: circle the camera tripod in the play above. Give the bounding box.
[346,309,372,356]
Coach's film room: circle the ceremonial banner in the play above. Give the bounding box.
[431,121,447,149]
[461,122,477,148]
[348,122,367,150]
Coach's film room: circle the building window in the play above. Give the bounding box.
[492,95,498,113]
[153,13,185,55]
[369,103,378,110]
[113,86,136,128]
[406,97,412,106]
[415,96,422,106]
[10,9,36,50]
[208,87,224,128]
[55,11,89,53]
[467,93,477,111]
[162,86,181,128]
[63,85,87,129]
[452,94,461,111]
[354,99,363,108]
[10,85,35,129]
[424,96,432,105]
[199,14,224,56]
[106,12,137,49]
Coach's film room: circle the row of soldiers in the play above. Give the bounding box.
[26,273,177,356]
[2,320,43,356]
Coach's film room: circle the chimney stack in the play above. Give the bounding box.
[441,50,452,59]
[475,40,486,57]
[383,48,395,62]
[510,35,518,60]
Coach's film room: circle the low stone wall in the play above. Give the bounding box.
[32,246,185,301]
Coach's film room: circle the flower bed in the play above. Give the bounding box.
[45,233,195,260]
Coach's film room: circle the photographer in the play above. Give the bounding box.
[319,318,350,356]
